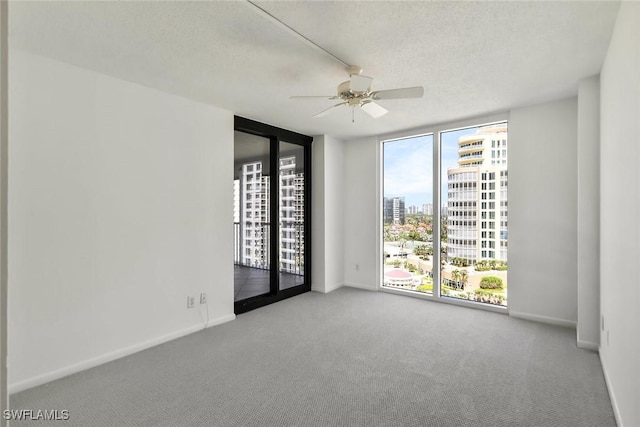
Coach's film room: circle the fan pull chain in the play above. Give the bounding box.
[352,107,355,123]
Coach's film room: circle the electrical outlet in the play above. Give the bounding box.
[200,293,207,304]
[187,296,196,308]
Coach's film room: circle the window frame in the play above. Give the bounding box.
[378,113,509,314]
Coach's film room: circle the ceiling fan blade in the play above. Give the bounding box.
[290,95,337,100]
[361,101,388,118]
[350,74,373,92]
[371,86,424,100]
[313,102,347,118]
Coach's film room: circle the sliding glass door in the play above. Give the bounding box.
[234,132,272,301]
[382,121,508,308]
[233,117,311,314]
[278,141,306,291]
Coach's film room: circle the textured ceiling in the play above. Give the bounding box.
[9,1,621,140]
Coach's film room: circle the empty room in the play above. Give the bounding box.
[0,1,638,426]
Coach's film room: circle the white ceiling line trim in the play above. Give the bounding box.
[245,0,351,69]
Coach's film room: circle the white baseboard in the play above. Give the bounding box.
[600,353,623,427]
[206,313,236,328]
[325,282,344,293]
[343,282,378,292]
[9,314,235,394]
[311,282,343,294]
[577,339,599,351]
[509,310,577,328]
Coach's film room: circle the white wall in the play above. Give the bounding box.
[507,97,578,326]
[576,76,600,349]
[342,137,379,291]
[8,50,235,392]
[311,135,345,293]
[599,2,640,425]
[341,105,582,328]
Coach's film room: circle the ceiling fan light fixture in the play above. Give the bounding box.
[293,65,423,120]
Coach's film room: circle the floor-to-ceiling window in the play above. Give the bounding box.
[382,121,508,309]
[383,134,434,294]
[233,117,312,314]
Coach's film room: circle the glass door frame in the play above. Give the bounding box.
[234,116,312,314]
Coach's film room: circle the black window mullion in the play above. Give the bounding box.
[303,138,312,292]
[270,136,279,295]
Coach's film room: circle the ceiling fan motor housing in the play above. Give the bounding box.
[337,80,370,98]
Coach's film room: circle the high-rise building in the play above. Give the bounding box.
[446,125,508,263]
[279,156,304,274]
[233,179,240,223]
[383,196,405,225]
[422,203,433,216]
[239,161,270,269]
[235,157,304,273]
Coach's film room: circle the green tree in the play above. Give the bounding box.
[459,269,469,290]
[451,269,462,289]
[408,230,423,244]
[440,217,448,240]
[398,231,409,256]
[413,244,432,260]
[383,225,392,242]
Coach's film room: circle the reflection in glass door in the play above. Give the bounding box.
[233,117,312,314]
[234,132,272,301]
[278,141,305,290]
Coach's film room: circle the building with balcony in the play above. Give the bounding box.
[446,125,508,264]
[279,156,304,274]
[234,156,304,273]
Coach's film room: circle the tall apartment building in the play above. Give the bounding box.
[279,156,304,274]
[383,196,406,225]
[446,125,508,263]
[422,203,433,216]
[235,156,304,273]
[239,161,270,268]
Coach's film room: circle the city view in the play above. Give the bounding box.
[233,136,307,301]
[383,124,508,307]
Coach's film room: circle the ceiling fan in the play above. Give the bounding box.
[291,66,424,120]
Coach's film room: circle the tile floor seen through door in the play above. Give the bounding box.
[234,265,303,301]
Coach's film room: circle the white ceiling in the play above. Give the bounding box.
[9,0,621,140]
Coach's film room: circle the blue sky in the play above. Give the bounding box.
[383,127,479,208]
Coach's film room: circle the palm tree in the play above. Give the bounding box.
[459,269,469,291]
[396,230,411,258]
[451,269,461,289]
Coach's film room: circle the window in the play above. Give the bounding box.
[382,121,508,308]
